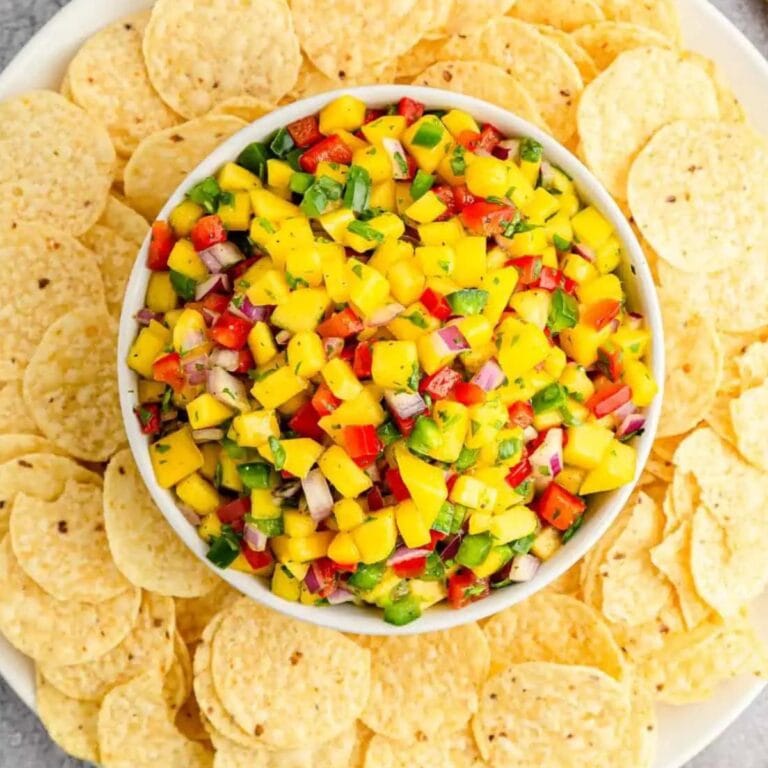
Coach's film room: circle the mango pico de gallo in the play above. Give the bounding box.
[127,94,657,625]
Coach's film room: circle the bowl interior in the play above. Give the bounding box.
[118,84,664,635]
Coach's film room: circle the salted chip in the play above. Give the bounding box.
[98,672,213,768]
[97,194,149,247]
[67,13,181,156]
[291,0,441,82]
[439,0,516,35]
[0,381,39,435]
[683,52,745,123]
[175,581,239,644]
[363,734,454,768]
[287,57,398,103]
[210,97,275,123]
[537,26,599,83]
[657,298,721,437]
[361,623,489,743]
[638,616,767,703]
[571,21,670,70]
[731,381,768,471]
[578,48,719,200]
[0,537,140,666]
[210,598,370,749]
[510,0,605,32]
[650,521,710,630]
[124,115,246,220]
[0,226,106,381]
[705,397,737,447]
[473,662,630,767]
[10,480,129,603]
[483,593,626,679]
[599,0,681,40]
[609,600,686,663]
[104,450,219,598]
[396,39,448,79]
[39,592,174,702]
[23,308,123,462]
[442,18,583,143]
[0,434,64,465]
[580,510,630,609]
[736,339,768,388]
[144,0,300,118]
[36,671,100,763]
[165,633,193,715]
[447,727,486,768]
[541,560,582,596]
[411,61,547,129]
[0,90,115,235]
[621,677,657,767]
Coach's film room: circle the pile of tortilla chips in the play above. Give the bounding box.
[1,0,767,765]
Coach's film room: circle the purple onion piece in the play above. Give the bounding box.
[301,470,334,521]
[136,308,163,326]
[573,242,595,262]
[243,522,268,552]
[617,413,646,440]
[326,587,356,605]
[367,302,405,327]
[436,325,469,352]
[440,533,463,562]
[508,554,540,582]
[206,366,250,412]
[384,389,426,420]
[239,295,272,322]
[387,546,432,566]
[471,359,505,392]
[195,273,230,300]
[209,347,240,372]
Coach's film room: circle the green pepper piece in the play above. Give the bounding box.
[269,127,295,158]
[407,416,443,455]
[376,421,400,447]
[431,501,455,535]
[446,289,489,316]
[289,171,314,195]
[237,462,272,490]
[456,532,493,568]
[410,169,435,200]
[411,117,444,148]
[422,552,446,580]
[348,561,386,591]
[237,142,269,178]
[206,526,240,568]
[383,594,422,626]
[532,382,567,414]
[343,165,372,213]
[169,270,197,301]
[455,446,480,472]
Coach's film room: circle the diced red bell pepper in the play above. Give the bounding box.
[343,425,381,467]
[317,307,364,338]
[299,134,353,174]
[533,482,586,531]
[385,467,411,502]
[134,403,161,435]
[536,266,577,295]
[392,556,427,579]
[420,288,452,321]
[397,97,425,125]
[352,342,373,379]
[453,381,485,406]
[152,352,186,393]
[286,114,323,148]
[508,401,534,428]
[425,529,448,551]
[289,402,324,441]
[452,185,476,211]
[432,184,457,219]
[190,215,227,252]
[460,200,518,237]
[582,299,621,330]
[586,382,632,418]
[364,108,385,124]
[367,485,386,511]
[405,153,419,181]
[445,471,459,494]
[507,256,542,288]
[217,496,251,524]
[240,543,273,572]
[420,366,462,400]
[201,292,230,317]
[476,124,503,153]
[391,411,416,437]
[505,457,532,489]
[307,557,337,598]
[597,345,624,382]
[311,383,341,416]
[339,342,356,364]
[210,310,252,350]
[147,221,176,271]
[447,569,490,609]
[232,348,255,375]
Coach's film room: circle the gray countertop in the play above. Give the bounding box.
[1,1,767,766]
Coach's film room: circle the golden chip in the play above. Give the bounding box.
[571,21,672,70]
[22,307,123,462]
[97,194,150,247]
[164,632,193,716]
[175,690,210,744]
[363,734,454,768]
[396,39,448,80]
[209,96,275,123]
[537,25,600,83]
[175,580,239,644]
[599,0,681,40]
[510,0,605,32]
[286,57,397,103]
[447,726,486,768]
[0,90,115,235]
[0,434,64,465]
[730,381,768,471]
[0,381,39,436]
[104,450,219,598]
[440,0,516,35]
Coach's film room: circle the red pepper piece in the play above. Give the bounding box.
[147,221,176,271]
[420,288,452,321]
[311,383,341,416]
[391,411,416,437]
[307,557,337,597]
[460,200,518,237]
[452,184,476,212]
[507,256,542,288]
[597,345,624,382]
[152,352,186,393]
[134,403,161,435]
[299,135,353,173]
[453,381,485,406]
[447,570,490,609]
[432,184,457,219]
[367,485,386,511]
[286,114,323,148]
[392,556,427,579]
[343,425,381,465]
[210,310,252,350]
[536,266,577,295]
[317,307,364,339]
[352,342,373,379]
[289,402,324,441]
[190,215,227,252]
[217,497,251,524]
[508,401,534,428]
[586,382,632,418]
[533,482,586,531]
[425,529,448,551]
[240,543,273,572]
[505,457,533,489]
[582,299,621,330]
[397,97,425,125]
[420,366,462,400]
[385,468,411,502]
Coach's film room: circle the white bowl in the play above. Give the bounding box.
[118,84,664,635]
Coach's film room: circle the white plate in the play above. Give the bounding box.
[0,1,766,765]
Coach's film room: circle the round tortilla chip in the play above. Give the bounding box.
[0,536,140,666]
[447,726,486,768]
[657,297,722,437]
[97,194,149,248]
[440,0,516,35]
[10,480,129,603]
[482,592,626,679]
[441,18,583,143]
[165,632,193,715]
[124,115,246,220]
[361,623,489,743]
[209,96,275,124]
[396,39,448,79]
[629,120,768,273]
[411,61,547,128]
[104,449,219,598]
[0,381,39,436]
[210,598,370,749]
[67,13,181,156]
[144,0,301,118]
[537,25,599,83]
[571,21,672,70]
[0,434,65,465]
[36,670,100,763]
[621,676,658,767]
[473,662,631,767]
[39,592,175,702]
[578,48,720,200]
[541,560,583,596]
[363,734,454,768]
[682,52,745,123]
[0,90,115,236]
[23,307,123,462]
[0,225,106,382]
[285,57,397,103]
[599,0,681,41]
[175,581,239,644]
[730,381,768,471]
[510,0,605,32]
[98,672,213,768]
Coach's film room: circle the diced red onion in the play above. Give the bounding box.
[275,330,291,346]
[195,273,230,300]
[326,587,356,605]
[136,308,162,326]
[199,248,224,274]
[384,389,427,420]
[508,554,540,582]
[627,312,644,330]
[440,534,463,561]
[305,560,335,594]
[530,428,563,489]
[381,138,411,180]
[301,469,334,521]
[367,302,405,327]
[613,399,637,422]
[177,503,201,527]
[436,325,469,352]
[227,300,252,321]
[492,138,520,160]
[239,295,272,322]
[210,347,240,372]
[617,413,646,440]
[243,522,268,552]
[177,326,207,354]
[199,242,244,272]
[523,426,538,444]
[474,148,493,158]
[183,352,209,385]
[387,546,432,566]
[202,307,221,326]
[192,427,225,442]
[323,337,344,358]
[609,317,621,333]
[573,243,595,262]
[206,366,250,412]
[471,359,505,392]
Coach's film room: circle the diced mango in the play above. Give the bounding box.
[571,205,613,250]
[318,446,372,497]
[271,531,335,563]
[251,366,307,409]
[481,267,519,325]
[231,410,280,447]
[395,443,447,523]
[402,115,449,173]
[218,190,251,231]
[250,188,301,221]
[187,393,235,430]
[510,289,551,329]
[497,318,551,381]
[395,500,432,548]
[352,144,393,184]
[284,510,318,538]
[146,272,179,313]
[388,258,426,306]
[327,531,361,565]
[150,426,203,488]
[287,331,326,378]
[176,472,220,515]
[531,526,561,561]
[371,340,419,390]
[258,438,323,478]
[127,321,170,378]
[577,274,623,305]
[623,359,658,407]
[319,95,366,134]
[406,191,447,224]
[169,201,203,236]
[248,321,278,366]
[322,357,363,401]
[167,239,208,281]
[271,566,301,601]
[450,475,497,512]
[334,498,366,531]
[490,506,539,544]
[441,109,480,138]
[348,259,390,317]
[270,288,330,333]
[426,401,469,463]
[361,115,407,143]
[418,218,465,246]
[580,439,636,494]
[218,162,261,191]
[351,511,397,564]
[563,424,614,469]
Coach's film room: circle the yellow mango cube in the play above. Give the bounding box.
[361,115,407,143]
[441,109,480,138]
[351,512,397,564]
[247,321,278,366]
[322,358,363,401]
[318,446,373,497]
[395,500,432,549]
[352,144,393,183]
[259,438,324,478]
[176,472,220,515]
[481,267,519,325]
[287,331,326,378]
[577,274,623,305]
[510,289,552,329]
[283,510,317,538]
[167,239,207,281]
[452,236,487,288]
[348,259,390,318]
[521,187,560,223]
[497,318,551,381]
[559,323,612,367]
[270,288,330,333]
[315,160,349,185]
[169,201,203,236]
[453,315,493,350]
[150,426,203,488]
[187,393,235,430]
[427,401,469,463]
[418,218,465,246]
[371,341,419,390]
[490,506,539,544]
[530,526,561,561]
[218,162,261,191]
[388,258,425,306]
[580,439,636,494]
[623,359,658,407]
[271,567,301,601]
[402,115,449,172]
[562,253,598,285]
[146,272,178,314]
[251,366,307,409]
[318,207,356,243]
[127,322,170,378]
[172,308,207,354]
[318,242,351,302]
[563,424,614,469]
[369,178,396,211]
[571,205,613,250]
[395,443,447,522]
[450,475,497,512]
[231,410,279,448]
[465,155,514,199]
[327,531,361,565]
[286,245,323,287]
[405,191,447,224]
[319,95,366,134]
[218,190,251,231]
[415,244,454,277]
[334,499,366,531]
[595,235,622,274]
[250,188,300,221]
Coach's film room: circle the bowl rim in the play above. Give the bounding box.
[118,84,664,636]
